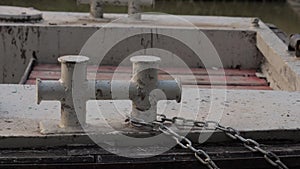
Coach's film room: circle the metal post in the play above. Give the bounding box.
[37,55,89,129]
[130,55,160,122]
[128,0,141,20]
[58,55,89,128]
[130,55,182,122]
[37,55,181,132]
[77,0,154,19]
[90,0,104,18]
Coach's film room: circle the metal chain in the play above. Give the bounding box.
[129,114,289,169]
[130,118,220,169]
[216,124,289,169]
[158,124,220,169]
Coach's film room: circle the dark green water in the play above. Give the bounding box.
[0,0,300,34]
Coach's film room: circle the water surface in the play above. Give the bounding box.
[0,0,299,34]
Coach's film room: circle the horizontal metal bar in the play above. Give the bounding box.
[36,79,65,104]
[89,80,136,100]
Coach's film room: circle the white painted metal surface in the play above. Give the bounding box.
[37,55,181,131]
[0,84,299,148]
[130,55,181,122]
[0,6,42,21]
[38,55,90,129]
[0,12,265,84]
[78,0,154,18]
[257,21,300,90]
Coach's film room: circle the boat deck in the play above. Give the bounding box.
[25,64,272,90]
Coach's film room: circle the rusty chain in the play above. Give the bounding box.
[128,114,289,169]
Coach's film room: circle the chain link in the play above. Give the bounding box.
[128,114,289,169]
[129,116,220,169]
[216,124,289,169]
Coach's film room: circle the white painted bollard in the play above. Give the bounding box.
[37,55,89,128]
[37,55,181,132]
[130,55,181,122]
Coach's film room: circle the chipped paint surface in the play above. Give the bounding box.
[257,21,300,91]
[37,55,181,132]
[0,11,299,149]
[0,12,263,83]
[0,84,299,148]
[130,55,181,122]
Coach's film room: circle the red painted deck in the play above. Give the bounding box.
[26,64,272,90]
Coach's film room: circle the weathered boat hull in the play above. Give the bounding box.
[0,9,299,169]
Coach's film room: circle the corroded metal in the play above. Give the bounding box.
[130,55,181,122]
